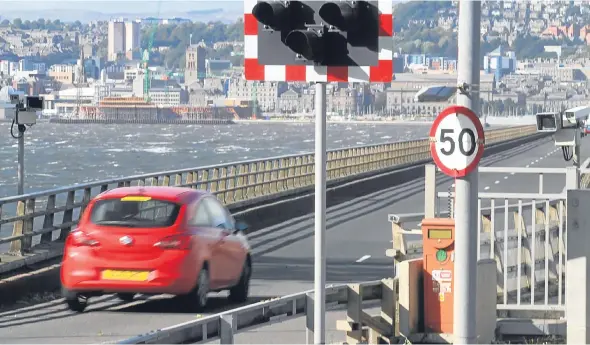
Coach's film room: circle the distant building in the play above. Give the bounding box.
[108,21,125,61]
[185,43,207,85]
[83,44,95,58]
[124,21,141,60]
[48,64,76,84]
[401,54,457,72]
[483,45,517,79]
[18,59,33,72]
[0,60,16,76]
[206,59,231,76]
[108,20,140,61]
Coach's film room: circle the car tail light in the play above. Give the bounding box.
[154,234,191,250]
[70,230,99,247]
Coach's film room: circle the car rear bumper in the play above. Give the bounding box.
[61,272,194,295]
[60,252,199,295]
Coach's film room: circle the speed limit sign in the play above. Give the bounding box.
[429,105,485,177]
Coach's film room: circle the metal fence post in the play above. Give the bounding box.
[314,81,327,344]
[220,314,235,344]
[424,164,436,218]
[566,166,580,190]
[453,0,481,343]
[566,189,590,343]
[306,292,314,344]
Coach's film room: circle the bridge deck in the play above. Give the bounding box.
[0,135,576,343]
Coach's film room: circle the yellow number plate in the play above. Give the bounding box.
[101,270,150,281]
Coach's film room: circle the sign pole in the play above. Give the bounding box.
[314,81,327,344]
[454,0,481,343]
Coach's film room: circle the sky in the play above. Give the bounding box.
[0,0,406,22]
[0,0,244,21]
[2,0,240,12]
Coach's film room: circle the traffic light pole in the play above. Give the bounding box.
[453,1,481,344]
[314,81,327,344]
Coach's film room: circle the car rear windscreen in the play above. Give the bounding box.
[90,197,180,228]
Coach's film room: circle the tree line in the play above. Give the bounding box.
[141,19,243,68]
[0,18,85,31]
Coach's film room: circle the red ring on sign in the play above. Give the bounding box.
[429,105,485,178]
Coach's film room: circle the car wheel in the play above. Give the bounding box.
[191,267,209,312]
[65,294,88,312]
[229,259,251,303]
[116,293,135,302]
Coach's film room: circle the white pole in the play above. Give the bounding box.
[454,0,481,343]
[314,81,327,344]
[16,109,25,195]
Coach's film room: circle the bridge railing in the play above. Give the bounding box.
[111,278,397,344]
[390,165,577,318]
[0,126,535,263]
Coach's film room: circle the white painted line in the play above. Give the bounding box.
[539,157,543,160]
[525,165,530,168]
[494,180,499,184]
[504,176,508,179]
[356,255,371,263]
[535,159,539,162]
[451,183,455,187]
[484,186,490,190]
[511,172,515,175]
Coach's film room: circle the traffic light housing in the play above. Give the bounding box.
[251,0,380,67]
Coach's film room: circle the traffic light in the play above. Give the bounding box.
[285,30,325,62]
[244,0,393,82]
[252,1,289,31]
[319,1,378,49]
[250,0,379,66]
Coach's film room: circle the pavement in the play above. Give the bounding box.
[0,135,581,344]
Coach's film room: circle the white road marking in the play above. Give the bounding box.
[484,186,490,190]
[526,165,529,168]
[494,180,499,184]
[511,172,515,175]
[504,176,508,179]
[356,255,371,263]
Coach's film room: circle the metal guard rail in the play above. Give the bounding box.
[0,125,536,253]
[111,279,388,344]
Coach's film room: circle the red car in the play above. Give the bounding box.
[60,186,252,312]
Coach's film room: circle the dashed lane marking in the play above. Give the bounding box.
[356,255,371,263]
[454,148,558,193]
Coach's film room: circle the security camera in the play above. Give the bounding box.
[563,106,590,128]
[25,96,43,110]
[554,128,577,147]
[536,112,561,133]
[388,214,400,224]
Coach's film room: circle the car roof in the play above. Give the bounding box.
[96,186,211,203]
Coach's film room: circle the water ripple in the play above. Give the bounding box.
[0,122,429,197]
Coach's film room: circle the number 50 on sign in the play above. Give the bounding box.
[429,106,485,178]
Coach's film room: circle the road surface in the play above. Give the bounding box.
[0,135,578,343]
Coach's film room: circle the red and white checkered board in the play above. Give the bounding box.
[243,0,393,82]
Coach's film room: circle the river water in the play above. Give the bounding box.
[0,121,432,197]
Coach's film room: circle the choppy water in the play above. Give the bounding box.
[0,122,431,198]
